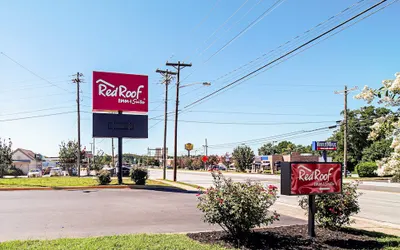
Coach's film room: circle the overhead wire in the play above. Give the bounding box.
[1,52,73,93]
[183,0,392,110]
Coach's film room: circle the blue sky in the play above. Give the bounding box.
[1,0,399,157]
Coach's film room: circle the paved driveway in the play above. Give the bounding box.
[0,189,305,242]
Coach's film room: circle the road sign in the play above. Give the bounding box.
[311,141,337,151]
[202,156,208,163]
[93,113,148,138]
[92,71,148,113]
[185,143,193,151]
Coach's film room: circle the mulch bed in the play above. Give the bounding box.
[187,224,399,250]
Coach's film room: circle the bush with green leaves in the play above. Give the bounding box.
[97,169,111,185]
[197,172,279,238]
[130,167,148,185]
[6,166,24,177]
[356,162,378,177]
[299,182,361,229]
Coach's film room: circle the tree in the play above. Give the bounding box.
[0,138,13,178]
[59,140,84,175]
[232,145,254,172]
[258,143,277,155]
[275,141,296,154]
[182,157,192,169]
[207,155,219,166]
[191,157,204,170]
[92,150,112,171]
[362,139,393,163]
[355,72,400,181]
[328,106,393,171]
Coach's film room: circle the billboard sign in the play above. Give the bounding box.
[185,143,194,151]
[281,162,342,195]
[93,113,148,138]
[93,71,148,113]
[312,141,337,151]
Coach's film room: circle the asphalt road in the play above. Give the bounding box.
[0,189,305,242]
[149,169,400,226]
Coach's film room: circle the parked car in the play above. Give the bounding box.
[343,170,351,176]
[49,167,62,177]
[27,169,42,178]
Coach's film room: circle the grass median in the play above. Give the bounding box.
[0,177,167,189]
[0,234,227,250]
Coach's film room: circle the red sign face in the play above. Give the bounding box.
[93,71,148,113]
[202,156,208,163]
[290,163,342,195]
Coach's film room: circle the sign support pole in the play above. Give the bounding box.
[118,111,123,185]
[308,195,316,237]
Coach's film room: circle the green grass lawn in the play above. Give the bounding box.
[0,177,167,188]
[0,234,228,250]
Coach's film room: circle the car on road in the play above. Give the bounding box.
[27,169,42,178]
[343,170,351,176]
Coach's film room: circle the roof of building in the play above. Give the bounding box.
[13,148,36,160]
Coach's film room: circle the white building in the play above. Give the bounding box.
[12,148,42,174]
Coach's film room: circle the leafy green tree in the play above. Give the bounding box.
[275,141,296,154]
[0,138,13,178]
[182,157,193,169]
[59,140,84,175]
[362,139,393,163]
[232,145,255,172]
[328,106,392,171]
[258,143,277,155]
[92,150,112,171]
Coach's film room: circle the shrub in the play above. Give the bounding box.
[197,172,279,239]
[97,169,111,185]
[299,182,361,229]
[130,167,148,185]
[6,166,24,177]
[356,162,378,177]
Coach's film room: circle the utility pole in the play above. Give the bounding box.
[111,138,115,168]
[93,138,95,166]
[72,72,83,177]
[203,138,208,170]
[335,85,358,177]
[156,69,177,180]
[166,61,192,182]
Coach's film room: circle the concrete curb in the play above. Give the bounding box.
[154,179,199,191]
[0,184,185,192]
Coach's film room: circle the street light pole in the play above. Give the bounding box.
[166,61,192,182]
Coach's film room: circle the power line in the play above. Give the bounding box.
[150,118,339,126]
[0,105,76,117]
[178,0,369,99]
[1,52,72,93]
[0,111,76,122]
[185,110,340,117]
[204,0,286,64]
[184,0,391,110]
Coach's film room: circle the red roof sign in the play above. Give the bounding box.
[93,71,148,113]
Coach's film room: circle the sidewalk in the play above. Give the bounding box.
[272,202,400,237]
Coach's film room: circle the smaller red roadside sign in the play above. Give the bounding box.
[290,163,342,195]
[202,156,208,163]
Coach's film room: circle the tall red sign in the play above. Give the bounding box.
[93,71,148,113]
[281,162,342,195]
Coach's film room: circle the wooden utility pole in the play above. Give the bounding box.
[335,85,358,177]
[203,138,208,170]
[156,69,177,180]
[111,138,115,168]
[166,61,192,182]
[73,72,83,177]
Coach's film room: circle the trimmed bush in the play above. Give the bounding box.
[356,162,378,177]
[197,172,279,239]
[97,169,111,185]
[6,166,24,177]
[130,167,148,185]
[299,182,361,229]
